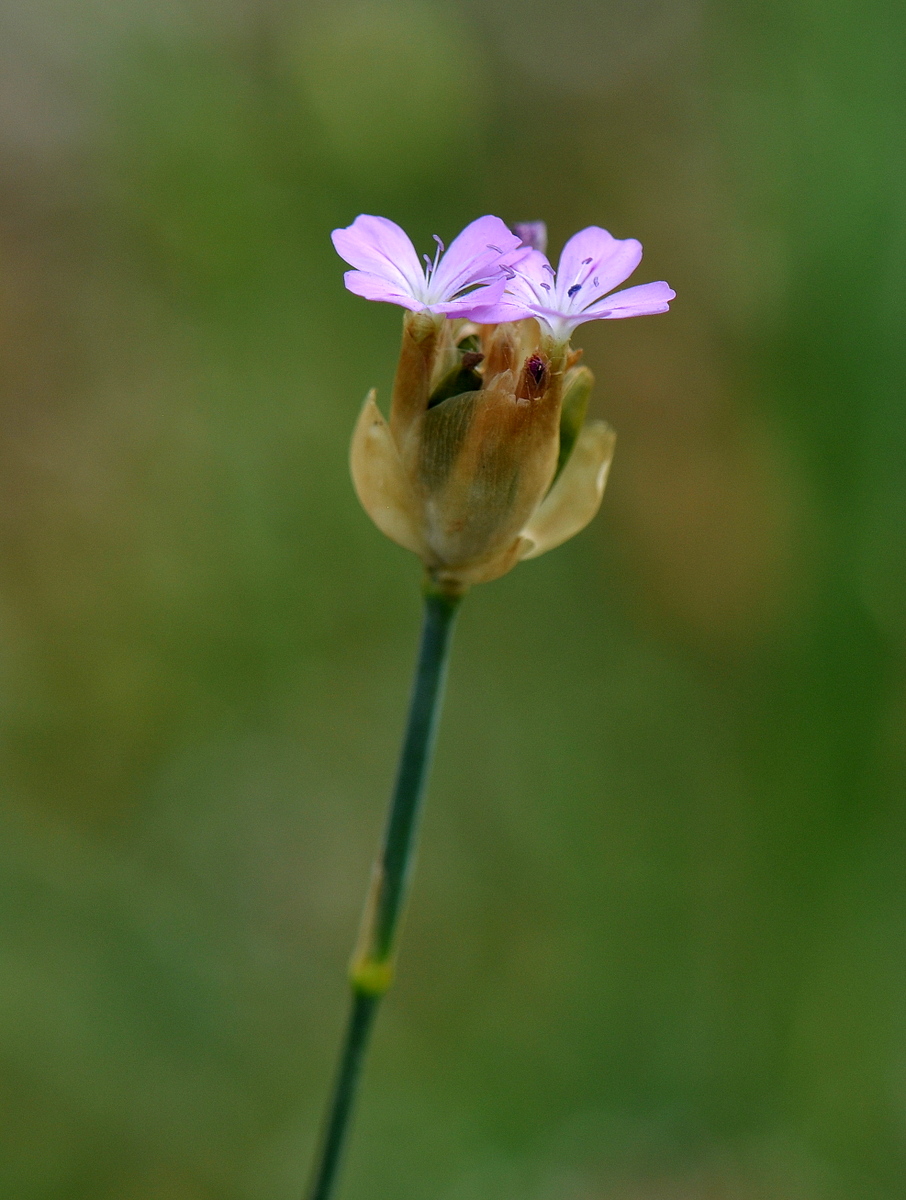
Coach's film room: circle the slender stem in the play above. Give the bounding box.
[304,992,378,1200]
[305,585,462,1200]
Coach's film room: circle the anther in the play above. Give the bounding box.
[582,257,593,265]
[567,283,582,298]
[593,276,599,288]
[487,243,503,253]
[433,235,445,253]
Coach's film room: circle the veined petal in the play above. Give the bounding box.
[350,391,426,556]
[490,248,562,318]
[508,248,555,296]
[332,215,425,300]
[583,280,676,318]
[433,279,510,319]
[463,298,538,324]
[499,242,673,339]
[343,270,424,311]
[556,228,642,302]
[519,420,615,559]
[518,300,584,323]
[430,215,526,300]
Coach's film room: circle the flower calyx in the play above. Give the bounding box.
[350,312,615,591]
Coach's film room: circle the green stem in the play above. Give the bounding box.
[305,585,462,1200]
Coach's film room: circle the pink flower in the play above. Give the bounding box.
[480,226,675,343]
[331,214,530,319]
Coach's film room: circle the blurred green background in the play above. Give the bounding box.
[1,0,904,1197]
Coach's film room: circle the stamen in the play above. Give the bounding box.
[425,234,444,285]
[567,283,582,298]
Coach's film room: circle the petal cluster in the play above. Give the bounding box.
[478,226,675,342]
[331,214,529,318]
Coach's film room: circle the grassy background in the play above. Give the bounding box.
[0,0,904,1196]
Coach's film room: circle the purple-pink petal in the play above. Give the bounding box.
[332,213,674,332]
[342,269,424,311]
[557,227,642,299]
[584,280,676,318]
[493,249,551,305]
[431,279,509,319]
[331,215,424,298]
[430,215,527,300]
[463,298,538,324]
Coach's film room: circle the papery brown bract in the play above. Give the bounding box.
[350,311,615,591]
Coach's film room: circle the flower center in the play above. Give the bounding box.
[419,237,513,306]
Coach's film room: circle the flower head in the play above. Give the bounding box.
[480,225,675,343]
[332,214,530,319]
[336,214,674,591]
